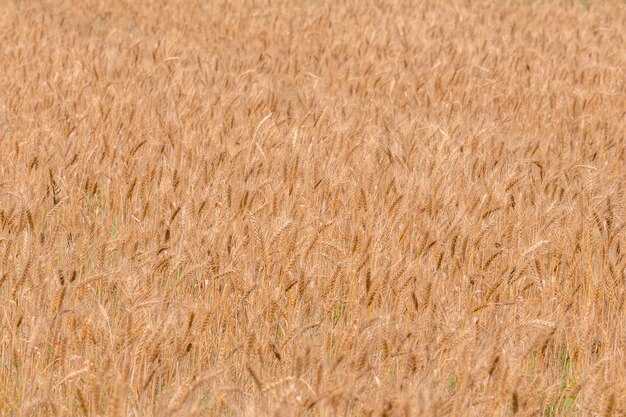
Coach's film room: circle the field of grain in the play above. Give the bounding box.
[1,0,625,416]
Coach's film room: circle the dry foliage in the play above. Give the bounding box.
[1,0,625,416]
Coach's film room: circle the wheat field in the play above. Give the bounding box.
[0,0,625,416]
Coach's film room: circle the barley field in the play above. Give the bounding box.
[0,0,625,416]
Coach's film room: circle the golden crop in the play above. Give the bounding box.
[0,0,625,416]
